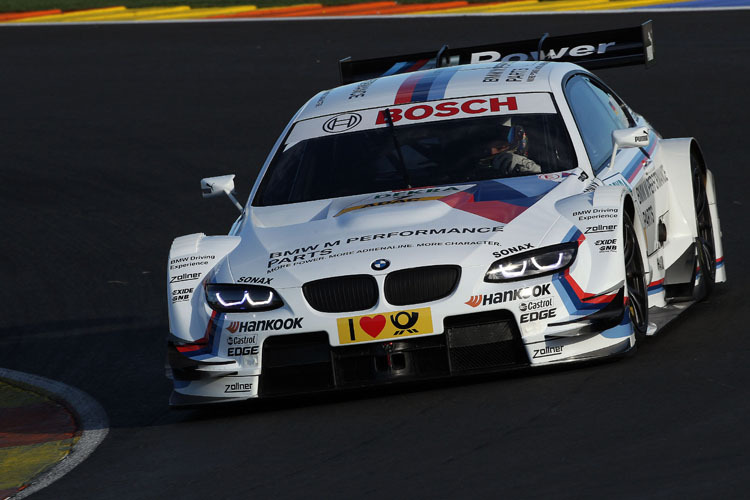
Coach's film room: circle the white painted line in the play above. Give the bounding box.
[0,368,109,499]
[0,5,749,27]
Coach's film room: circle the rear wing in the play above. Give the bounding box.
[339,20,654,85]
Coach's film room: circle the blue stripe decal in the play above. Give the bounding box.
[471,179,551,207]
[410,71,439,103]
[382,61,410,77]
[647,285,664,296]
[212,314,224,355]
[185,312,223,358]
[495,174,568,197]
[553,278,577,316]
[601,309,632,339]
[426,67,459,101]
[562,226,581,243]
[553,273,606,315]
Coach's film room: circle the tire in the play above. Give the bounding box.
[691,154,716,299]
[623,211,648,342]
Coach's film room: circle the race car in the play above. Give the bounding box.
[166,21,725,405]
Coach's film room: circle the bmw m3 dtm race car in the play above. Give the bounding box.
[166,21,725,405]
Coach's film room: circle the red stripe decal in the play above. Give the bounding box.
[406,58,430,73]
[439,191,529,224]
[564,269,616,304]
[394,73,422,105]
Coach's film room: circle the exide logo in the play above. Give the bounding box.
[375,97,518,125]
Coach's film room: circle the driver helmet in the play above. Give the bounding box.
[486,120,529,157]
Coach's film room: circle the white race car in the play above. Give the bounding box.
[166,22,725,405]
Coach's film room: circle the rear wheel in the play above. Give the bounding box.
[624,212,648,342]
[692,154,715,299]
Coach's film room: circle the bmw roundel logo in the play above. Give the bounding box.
[371,259,390,271]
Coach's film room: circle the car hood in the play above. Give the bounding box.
[222,174,582,287]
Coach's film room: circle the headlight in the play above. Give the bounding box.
[484,243,577,283]
[205,284,283,312]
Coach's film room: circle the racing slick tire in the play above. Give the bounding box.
[692,153,716,300]
[624,211,648,342]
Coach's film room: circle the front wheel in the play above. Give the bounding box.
[623,212,648,342]
[692,154,716,299]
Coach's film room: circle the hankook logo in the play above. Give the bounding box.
[322,113,362,133]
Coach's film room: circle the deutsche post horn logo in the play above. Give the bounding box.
[390,311,419,335]
[322,113,362,133]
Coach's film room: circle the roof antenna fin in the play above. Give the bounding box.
[537,33,549,61]
[436,44,449,68]
[338,56,351,84]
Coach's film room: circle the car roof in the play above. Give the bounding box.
[297,61,585,121]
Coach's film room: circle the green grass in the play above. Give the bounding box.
[0,0,448,13]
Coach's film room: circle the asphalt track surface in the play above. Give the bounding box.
[1,11,749,499]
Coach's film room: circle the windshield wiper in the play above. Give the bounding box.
[383,107,412,189]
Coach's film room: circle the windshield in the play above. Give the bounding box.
[254,93,576,207]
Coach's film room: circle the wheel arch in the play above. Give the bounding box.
[555,186,650,294]
[689,139,708,175]
[622,192,650,285]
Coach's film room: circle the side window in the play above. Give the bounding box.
[565,75,632,170]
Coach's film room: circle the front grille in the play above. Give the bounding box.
[384,265,461,306]
[303,275,378,313]
[332,336,448,386]
[445,311,528,372]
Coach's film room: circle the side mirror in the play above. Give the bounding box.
[200,174,243,212]
[609,127,650,170]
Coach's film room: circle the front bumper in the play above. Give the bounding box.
[168,306,633,405]
[260,310,528,397]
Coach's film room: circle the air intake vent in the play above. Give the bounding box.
[303,275,378,313]
[445,311,528,372]
[384,265,460,306]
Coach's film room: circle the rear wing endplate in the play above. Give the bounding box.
[339,20,654,85]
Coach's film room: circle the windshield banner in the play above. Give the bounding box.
[285,93,556,150]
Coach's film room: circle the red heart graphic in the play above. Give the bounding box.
[359,315,386,338]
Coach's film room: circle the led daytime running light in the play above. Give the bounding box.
[205,283,283,312]
[496,260,528,279]
[216,290,274,308]
[484,243,577,283]
[530,252,564,271]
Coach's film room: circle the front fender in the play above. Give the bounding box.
[167,233,241,342]
[658,138,698,270]
[554,186,649,300]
